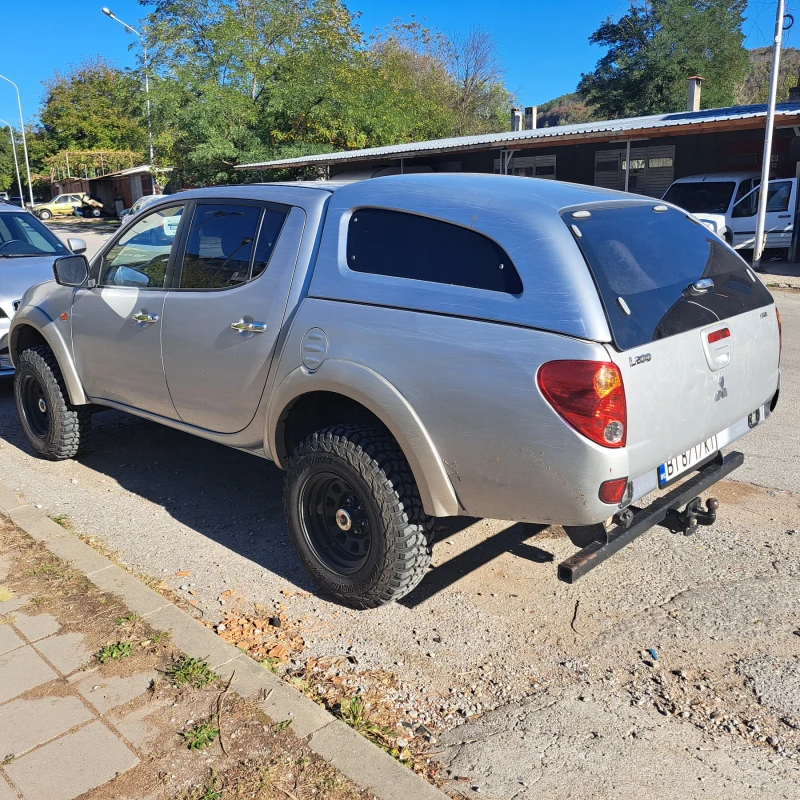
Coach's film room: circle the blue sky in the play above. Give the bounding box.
[0,1,792,127]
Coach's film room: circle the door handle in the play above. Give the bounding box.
[778,214,791,218]
[231,319,267,333]
[132,311,159,323]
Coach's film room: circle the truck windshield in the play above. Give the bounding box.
[662,181,735,214]
[564,203,773,351]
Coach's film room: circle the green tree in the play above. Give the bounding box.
[578,0,749,118]
[0,127,15,192]
[37,57,147,156]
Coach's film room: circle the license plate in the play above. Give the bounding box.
[657,435,718,488]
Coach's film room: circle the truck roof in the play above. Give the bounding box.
[669,172,760,183]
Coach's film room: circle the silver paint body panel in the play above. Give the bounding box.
[8,174,780,526]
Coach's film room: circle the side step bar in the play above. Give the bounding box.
[558,451,744,583]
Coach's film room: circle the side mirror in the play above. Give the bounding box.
[67,237,87,254]
[53,255,89,287]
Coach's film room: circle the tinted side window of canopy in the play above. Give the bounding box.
[346,208,523,295]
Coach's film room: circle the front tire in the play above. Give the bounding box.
[14,346,90,460]
[285,425,433,608]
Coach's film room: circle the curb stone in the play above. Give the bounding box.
[0,484,449,800]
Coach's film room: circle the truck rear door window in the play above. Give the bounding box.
[564,204,773,351]
[346,208,522,294]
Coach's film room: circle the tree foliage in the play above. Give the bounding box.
[37,57,148,155]
[578,0,749,118]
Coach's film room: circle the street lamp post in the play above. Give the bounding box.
[0,118,23,207]
[101,7,156,195]
[0,74,35,207]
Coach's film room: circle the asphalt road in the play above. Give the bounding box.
[0,273,797,798]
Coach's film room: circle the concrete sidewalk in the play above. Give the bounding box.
[0,486,447,800]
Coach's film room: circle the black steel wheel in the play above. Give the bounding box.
[300,472,373,574]
[14,346,91,460]
[285,424,433,608]
[17,372,50,439]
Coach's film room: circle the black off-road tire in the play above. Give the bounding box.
[285,425,433,608]
[14,346,91,460]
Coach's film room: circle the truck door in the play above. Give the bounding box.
[160,201,305,434]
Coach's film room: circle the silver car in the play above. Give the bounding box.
[0,205,85,376]
[7,175,781,607]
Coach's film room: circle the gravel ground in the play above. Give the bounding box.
[1,242,798,798]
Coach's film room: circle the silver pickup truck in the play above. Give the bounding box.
[8,175,781,607]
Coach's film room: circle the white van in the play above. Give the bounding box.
[662,172,797,251]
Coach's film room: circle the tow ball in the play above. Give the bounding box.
[661,496,720,536]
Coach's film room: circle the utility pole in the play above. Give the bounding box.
[102,8,156,194]
[0,74,35,207]
[0,118,23,206]
[753,0,786,268]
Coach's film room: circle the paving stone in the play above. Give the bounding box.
[0,625,24,657]
[45,535,113,576]
[309,719,449,800]
[75,671,156,715]
[0,646,58,705]
[10,612,60,642]
[145,603,240,668]
[35,632,92,675]
[0,775,18,800]
[0,487,24,515]
[0,554,12,581]
[0,696,93,757]
[7,507,65,542]
[5,721,138,800]
[0,594,29,616]
[109,699,169,749]
[88,566,169,616]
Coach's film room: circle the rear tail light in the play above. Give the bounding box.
[599,477,629,504]
[776,307,782,361]
[537,360,627,448]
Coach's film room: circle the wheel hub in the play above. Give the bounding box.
[335,508,352,531]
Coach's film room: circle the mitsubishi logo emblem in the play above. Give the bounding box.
[714,374,728,402]
[12,299,21,312]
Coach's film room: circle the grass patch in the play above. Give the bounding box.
[261,656,281,674]
[96,640,135,664]
[27,561,75,580]
[2,754,14,766]
[49,514,70,528]
[272,719,292,733]
[182,722,219,751]
[337,696,393,748]
[0,586,13,603]
[166,656,217,688]
[115,612,140,626]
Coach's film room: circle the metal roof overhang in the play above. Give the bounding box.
[236,103,800,172]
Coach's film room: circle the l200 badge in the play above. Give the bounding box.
[629,353,651,367]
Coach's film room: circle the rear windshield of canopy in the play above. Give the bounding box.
[563,203,773,351]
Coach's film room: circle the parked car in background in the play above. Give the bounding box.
[0,204,85,375]
[7,176,781,607]
[32,193,88,220]
[0,192,9,202]
[663,172,798,251]
[119,193,162,225]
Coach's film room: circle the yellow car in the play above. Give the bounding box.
[33,193,87,220]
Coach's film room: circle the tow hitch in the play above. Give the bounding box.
[558,451,742,583]
[661,496,720,535]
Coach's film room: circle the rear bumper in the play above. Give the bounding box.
[559,450,744,582]
[628,399,773,506]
